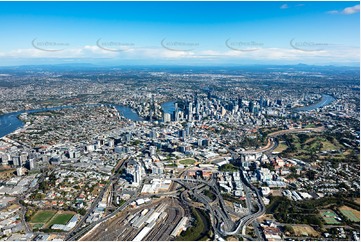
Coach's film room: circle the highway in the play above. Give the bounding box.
[220,170,266,240]
[239,127,324,155]
[172,178,239,239]
[217,128,325,238]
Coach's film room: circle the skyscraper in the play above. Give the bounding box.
[163,112,171,123]
[188,102,193,121]
[249,101,254,113]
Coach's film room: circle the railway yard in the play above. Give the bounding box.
[80,198,187,241]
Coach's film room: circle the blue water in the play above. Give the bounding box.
[113,105,143,121]
[0,104,142,138]
[294,94,335,112]
[161,101,176,114]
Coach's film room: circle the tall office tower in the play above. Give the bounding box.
[163,112,171,123]
[259,96,264,108]
[12,156,21,167]
[221,106,227,116]
[149,109,153,122]
[249,100,254,113]
[185,123,192,136]
[20,152,28,165]
[17,167,23,176]
[238,97,243,108]
[173,110,178,121]
[234,104,239,113]
[133,163,142,186]
[207,91,212,100]
[188,102,193,121]
[179,129,186,139]
[149,146,157,156]
[29,159,35,170]
[196,102,200,115]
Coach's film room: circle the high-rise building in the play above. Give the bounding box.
[149,146,157,156]
[12,156,21,167]
[188,102,193,121]
[185,123,192,137]
[238,97,243,108]
[259,96,264,108]
[29,159,35,170]
[221,106,226,116]
[20,152,28,165]
[179,130,186,139]
[133,163,142,186]
[249,101,254,113]
[17,167,23,176]
[163,112,171,123]
[0,152,9,165]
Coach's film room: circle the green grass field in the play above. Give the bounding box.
[273,142,288,153]
[179,159,196,165]
[321,140,338,151]
[30,210,57,224]
[320,210,341,224]
[48,213,74,226]
[339,206,360,222]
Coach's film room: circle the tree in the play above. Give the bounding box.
[78,208,87,215]
[284,225,294,234]
[306,170,317,180]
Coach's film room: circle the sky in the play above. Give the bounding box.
[0,1,359,66]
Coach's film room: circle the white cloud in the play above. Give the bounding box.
[0,44,359,64]
[280,4,288,9]
[0,45,121,59]
[327,4,360,15]
[342,4,360,15]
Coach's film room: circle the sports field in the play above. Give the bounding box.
[320,210,341,224]
[179,159,196,165]
[339,206,360,222]
[30,210,76,229]
[30,210,57,224]
[48,213,74,225]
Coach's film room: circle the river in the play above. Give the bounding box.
[293,94,335,112]
[0,104,142,138]
[1,96,332,139]
[0,101,178,138]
